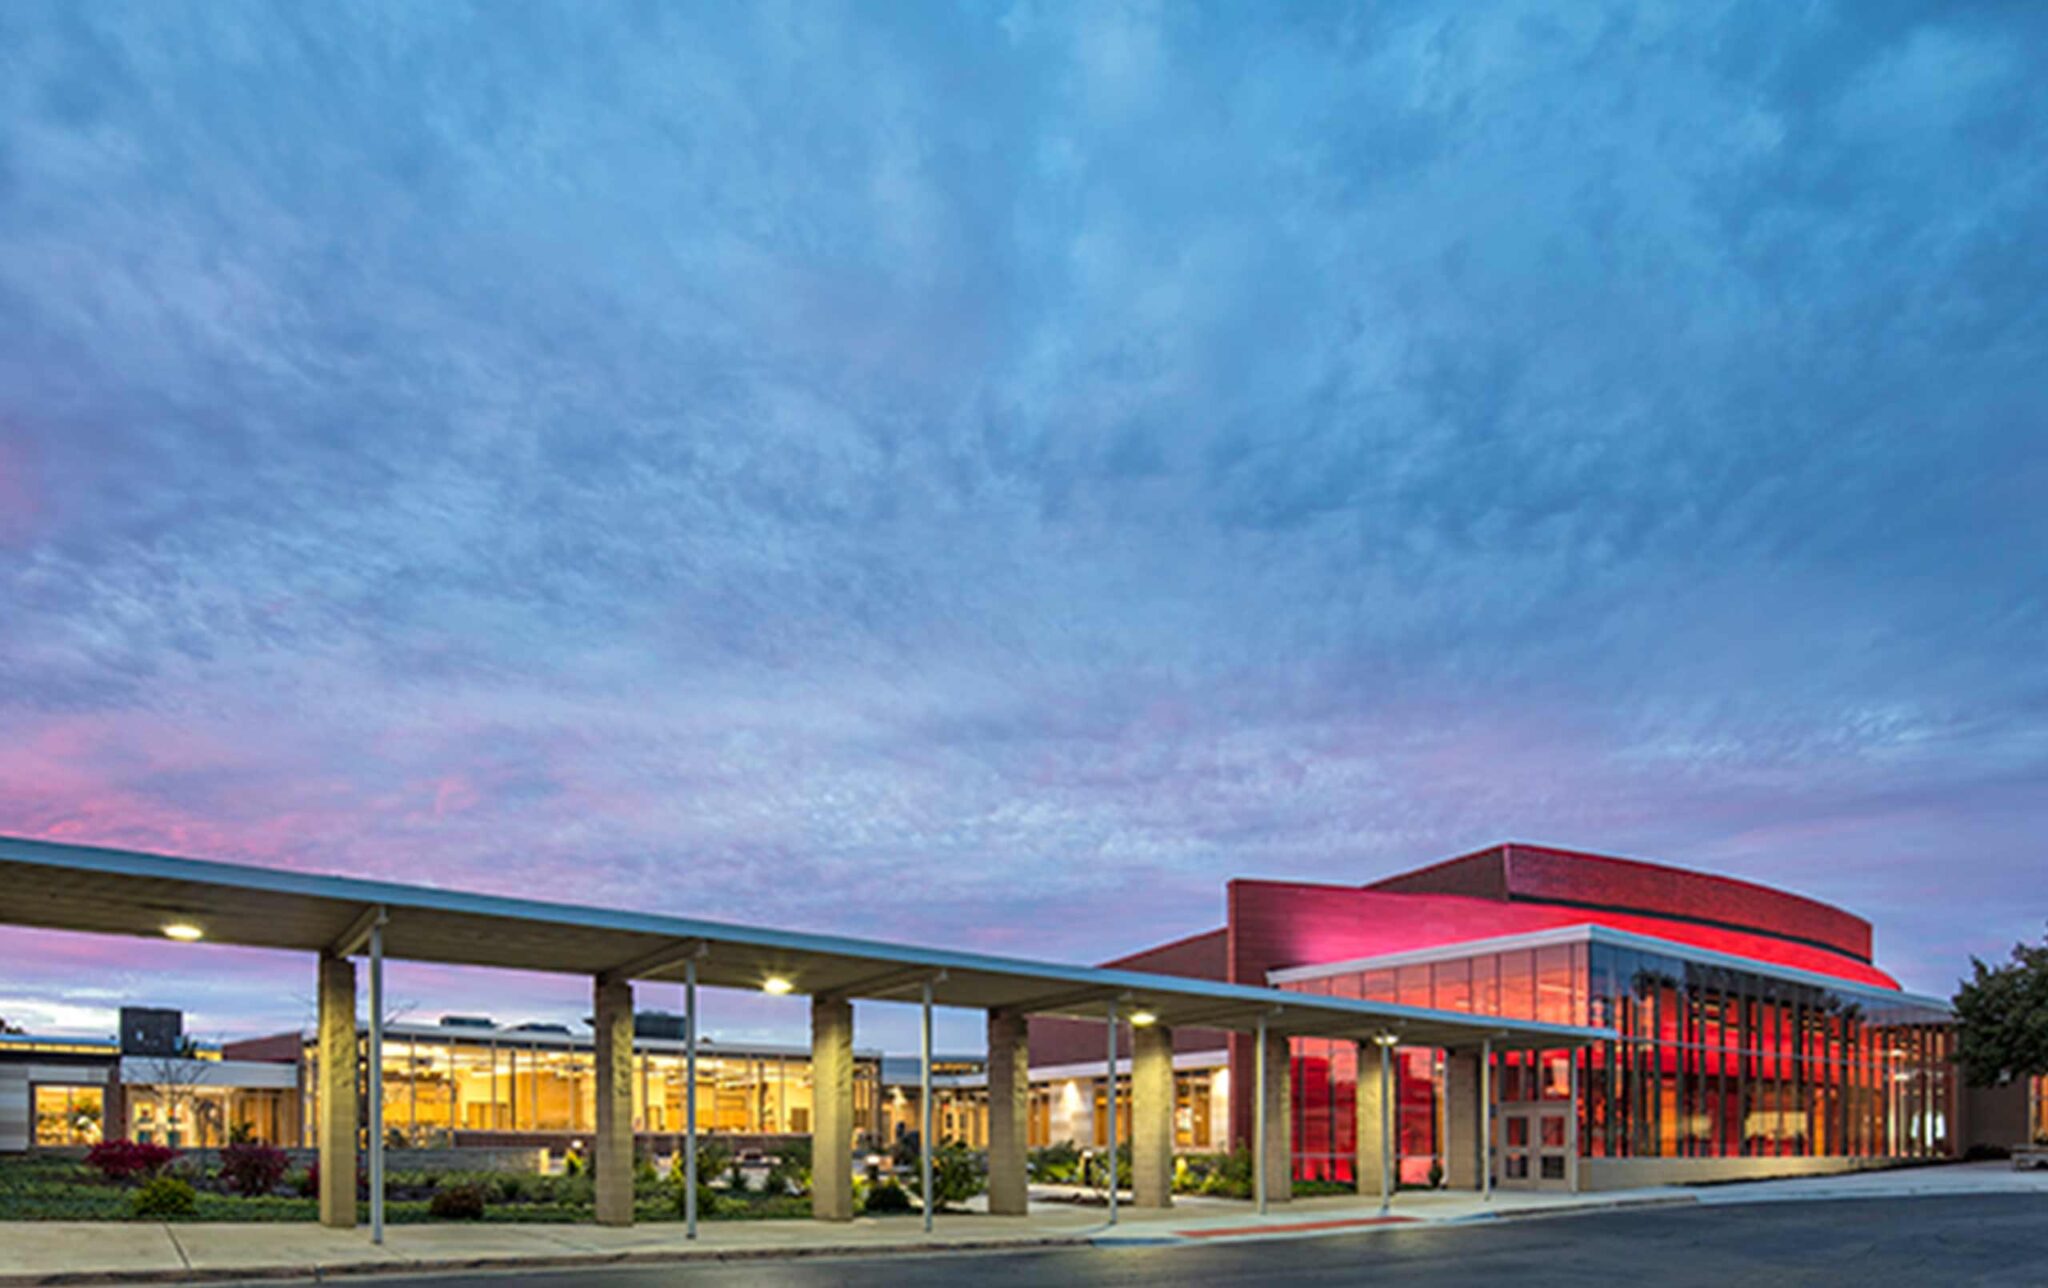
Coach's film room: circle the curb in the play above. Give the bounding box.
[0,1235,1093,1287]
[1439,1195,1702,1226]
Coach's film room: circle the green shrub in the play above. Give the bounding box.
[1082,1143,1130,1191]
[1029,1141,1082,1183]
[916,1140,985,1212]
[764,1138,811,1196]
[1180,1148,1253,1198]
[130,1176,197,1218]
[671,1174,720,1219]
[694,1139,734,1184]
[861,1179,913,1214]
[427,1183,487,1220]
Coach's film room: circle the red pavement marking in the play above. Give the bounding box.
[1177,1215,1419,1238]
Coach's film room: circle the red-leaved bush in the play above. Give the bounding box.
[218,1142,291,1196]
[85,1139,179,1182]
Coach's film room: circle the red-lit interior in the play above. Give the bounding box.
[1027,844,1918,1161]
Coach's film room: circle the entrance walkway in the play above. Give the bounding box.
[4,1164,2044,1285]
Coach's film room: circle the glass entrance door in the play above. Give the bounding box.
[1497,1106,1572,1191]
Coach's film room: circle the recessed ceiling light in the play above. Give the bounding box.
[1129,1010,1158,1027]
[162,923,204,942]
[762,976,794,995]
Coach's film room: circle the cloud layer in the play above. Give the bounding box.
[1,1,2043,1048]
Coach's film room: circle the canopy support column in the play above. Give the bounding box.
[593,973,634,1226]
[316,953,357,1230]
[985,1009,1029,1216]
[1445,1049,1480,1189]
[1258,1021,1292,1209]
[1355,1038,1387,1200]
[1377,1036,1395,1216]
[1131,1021,1174,1208]
[810,996,855,1221]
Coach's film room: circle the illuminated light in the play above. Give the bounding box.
[1129,1010,1158,1028]
[762,977,794,996]
[1373,1032,1401,1047]
[162,923,204,942]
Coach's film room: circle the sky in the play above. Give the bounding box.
[0,1,2043,1053]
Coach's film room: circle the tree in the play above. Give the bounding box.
[0,1015,23,1035]
[1952,925,2048,1088]
[132,1048,218,1153]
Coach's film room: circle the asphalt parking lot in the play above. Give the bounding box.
[261,1193,2048,1288]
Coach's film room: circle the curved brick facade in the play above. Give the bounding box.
[1028,842,1912,1148]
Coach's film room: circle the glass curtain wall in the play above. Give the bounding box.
[1282,937,1956,1181]
[1586,943,1955,1162]
[33,1085,105,1146]
[313,1031,878,1148]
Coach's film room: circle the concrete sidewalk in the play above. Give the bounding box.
[4,1163,2044,1285]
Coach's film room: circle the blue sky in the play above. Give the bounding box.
[0,1,2042,1051]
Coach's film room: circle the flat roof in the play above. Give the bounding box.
[1267,923,1954,1014]
[0,834,1612,1052]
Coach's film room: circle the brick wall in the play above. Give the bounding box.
[1027,928,1230,1068]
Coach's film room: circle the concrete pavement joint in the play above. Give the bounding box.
[161,1226,192,1275]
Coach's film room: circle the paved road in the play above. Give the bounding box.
[260,1195,2048,1287]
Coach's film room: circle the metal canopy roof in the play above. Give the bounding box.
[0,835,1611,1052]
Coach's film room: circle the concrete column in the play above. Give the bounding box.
[1259,1027,1292,1205]
[103,1077,127,1145]
[593,974,634,1227]
[1355,1041,1387,1199]
[317,954,358,1229]
[1445,1051,1480,1189]
[811,996,855,1221]
[1131,1023,1175,1209]
[985,1009,1030,1216]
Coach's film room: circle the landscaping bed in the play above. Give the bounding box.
[0,1137,961,1224]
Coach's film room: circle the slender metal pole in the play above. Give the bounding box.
[368,915,385,1244]
[1567,1045,1580,1193]
[1254,1015,1268,1215]
[920,979,935,1233]
[1481,1038,1493,1202]
[684,958,698,1240]
[1105,999,1119,1227]
[1378,1039,1393,1216]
